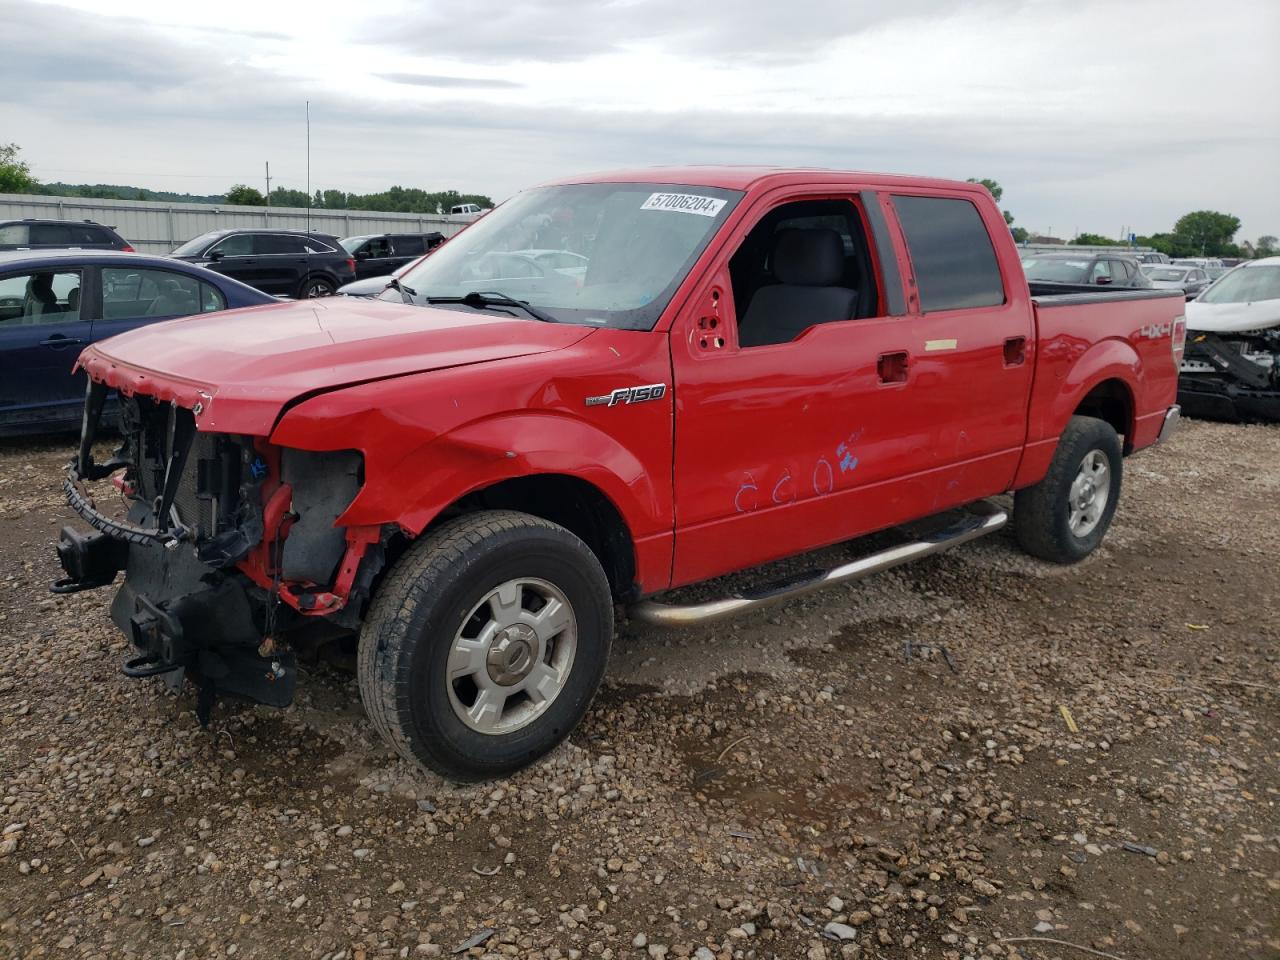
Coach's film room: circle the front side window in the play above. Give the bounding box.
[892,195,1005,311]
[209,234,254,257]
[0,270,83,325]
[103,267,211,318]
[728,198,881,348]
[392,181,743,330]
[0,225,27,245]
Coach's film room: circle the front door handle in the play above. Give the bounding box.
[40,335,85,349]
[877,351,909,384]
[1003,336,1027,366]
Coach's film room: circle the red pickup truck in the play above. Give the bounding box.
[55,168,1185,780]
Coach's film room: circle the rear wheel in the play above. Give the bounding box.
[1013,415,1123,563]
[358,511,613,781]
[300,276,335,298]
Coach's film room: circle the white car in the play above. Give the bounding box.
[1179,256,1280,420]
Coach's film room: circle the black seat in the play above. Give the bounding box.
[738,228,858,347]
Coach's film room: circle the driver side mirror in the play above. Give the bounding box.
[1095,275,1112,285]
[207,250,224,262]
[356,250,370,260]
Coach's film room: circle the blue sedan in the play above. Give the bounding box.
[0,250,275,436]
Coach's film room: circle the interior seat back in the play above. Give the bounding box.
[738,228,858,347]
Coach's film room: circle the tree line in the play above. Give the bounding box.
[1072,212,1275,259]
[0,143,490,214]
[223,184,493,214]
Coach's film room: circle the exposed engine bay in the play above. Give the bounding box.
[1180,326,1280,422]
[54,383,384,720]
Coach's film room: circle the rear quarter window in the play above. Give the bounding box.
[891,195,1005,312]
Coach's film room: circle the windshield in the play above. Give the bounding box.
[1200,265,1280,304]
[171,231,223,256]
[1147,268,1188,282]
[389,182,743,329]
[1022,258,1090,282]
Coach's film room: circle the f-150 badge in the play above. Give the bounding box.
[585,384,668,407]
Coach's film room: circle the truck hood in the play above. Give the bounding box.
[79,297,594,435]
[1186,297,1280,333]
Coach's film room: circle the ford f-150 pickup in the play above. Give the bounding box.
[53,168,1186,781]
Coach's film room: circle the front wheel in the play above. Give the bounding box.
[358,511,614,781]
[1013,415,1123,563]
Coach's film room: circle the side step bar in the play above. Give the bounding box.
[629,501,1008,627]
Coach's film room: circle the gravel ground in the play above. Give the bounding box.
[0,419,1276,960]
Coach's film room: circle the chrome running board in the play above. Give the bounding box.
[629,501,1007,627]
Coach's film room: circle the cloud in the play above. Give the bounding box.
[359,0,1001,64]
[375,72,522,89]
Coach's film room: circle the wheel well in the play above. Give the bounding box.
[1074,378,1134,453]
[430,475,638,601]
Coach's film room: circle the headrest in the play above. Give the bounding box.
[771,228,845,286]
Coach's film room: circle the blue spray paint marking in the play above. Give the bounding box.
[249,458,268,480]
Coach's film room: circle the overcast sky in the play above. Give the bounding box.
[4,0,1277,239]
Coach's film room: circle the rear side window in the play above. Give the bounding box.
[257,234,308,255]
[102,266,225,319]
[892,196,1005,311]
[0,225,27,244]
[394,236,426,256]
[30,223,73,245]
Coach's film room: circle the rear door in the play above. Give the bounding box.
[255,234,310,294]
[0,266,90,429]
[885,191,1035,508]
[389,235,426,273]
[205,233,264,289]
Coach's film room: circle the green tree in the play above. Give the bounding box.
[0,143,38,193]
[225,184,266,205]
[1010,226,1029,243]
[1254,235,1278,258]
[967,177,1022,233]
[321,189,347,209]
[1071,232,1117,246]
[269,186,311,208]
[1173,210,1240,257]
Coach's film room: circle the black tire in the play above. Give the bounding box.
[299,276,335,298]
[1013,415,1123,564]
[358,510,613,781]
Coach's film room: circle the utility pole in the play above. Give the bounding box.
[265,162,271,205]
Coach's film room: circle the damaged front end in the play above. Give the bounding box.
[1179,327,1280,422]
[53,380,385,721]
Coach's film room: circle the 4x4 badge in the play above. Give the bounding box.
[585,384,669,407]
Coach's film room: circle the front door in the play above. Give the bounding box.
[0,267,90,430]
[670,189,939,586]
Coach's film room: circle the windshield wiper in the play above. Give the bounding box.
[425,290,558,324]
[386,276,417,304]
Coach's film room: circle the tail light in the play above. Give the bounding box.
[345,258,356,273]
[1172,316,1187,365]
[122,245,135,253]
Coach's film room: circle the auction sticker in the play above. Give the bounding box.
[640,193,727,217]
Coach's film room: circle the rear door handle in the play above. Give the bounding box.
[40,335,85,348]
[1003,336,1027,366]
[877,351,909,384]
